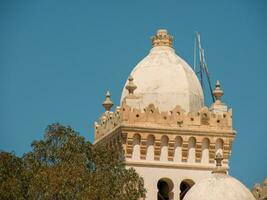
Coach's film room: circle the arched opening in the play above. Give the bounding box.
[187,137,196,163]
[160,135,169,162]
[201,138,210,164]
[132,134,141,160]
[215,138,224,157]
[174,136,183,163]
[157,178,174,200]
[179,179,195,200]
[146,135,155,161]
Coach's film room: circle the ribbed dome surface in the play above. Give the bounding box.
[184,173,255,200]
[121,44,204,113]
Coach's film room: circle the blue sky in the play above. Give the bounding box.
[1,0,266,188]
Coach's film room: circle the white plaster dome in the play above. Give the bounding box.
[121,29,204,113]
[184,173,256,200]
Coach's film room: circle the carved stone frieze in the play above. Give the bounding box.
[95,101,233,141]
[94,101,235,168]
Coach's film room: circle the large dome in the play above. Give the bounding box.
[184,173,255,200]
[120,29,204,113]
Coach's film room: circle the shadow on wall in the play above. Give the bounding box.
[157,178,174,200]
[157,178,195,200]
[180,179,195,200]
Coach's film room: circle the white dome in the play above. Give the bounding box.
[120,30,204,113]
[184,173,255,200]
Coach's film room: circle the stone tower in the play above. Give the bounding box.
[94,30,235,200]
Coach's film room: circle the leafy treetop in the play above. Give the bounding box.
[0,123,146,200]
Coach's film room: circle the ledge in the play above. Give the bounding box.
[126,159,229,171]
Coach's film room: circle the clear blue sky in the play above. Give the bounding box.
[1,0,266,188]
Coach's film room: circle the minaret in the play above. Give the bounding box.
[94,30,235,200]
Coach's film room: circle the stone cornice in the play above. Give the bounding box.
[126,159,229,171]
[94,123,235,145]
[119,124,235,137]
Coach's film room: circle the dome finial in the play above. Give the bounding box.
[215,153,223,167]
[126,75,137,95]
[102,90,114,111]
[212,153,227,174]
[151,29,173,48]
[213,80,224,104]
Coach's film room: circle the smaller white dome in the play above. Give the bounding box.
[184,173,255,200]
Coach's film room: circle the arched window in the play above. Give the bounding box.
[187,137,196,163]
[157,178,174,200]
[132,134,141,160]
[215,138,224,157]
[160,135,169,162]
[174,136,183,163]
[146,135,155,161]
[201,138,210,164]
[179,179,195,200]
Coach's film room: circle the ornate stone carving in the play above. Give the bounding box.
[151,29,173,48]
[102,91,114,111]
[252,179,267,200]
[125,75,137,96]
[94,100,235,167]
[95,101,233,139]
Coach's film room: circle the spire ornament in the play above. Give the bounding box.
[102,91,114,111]
[210,80,228,113]
[213,80,224,104]
[212,153,227,174]
[151,29,173,48]
[215,153,223,167]
[126,75,137,96]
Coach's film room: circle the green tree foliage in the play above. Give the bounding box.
[0,152,24,200]
[0,123,146,200]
